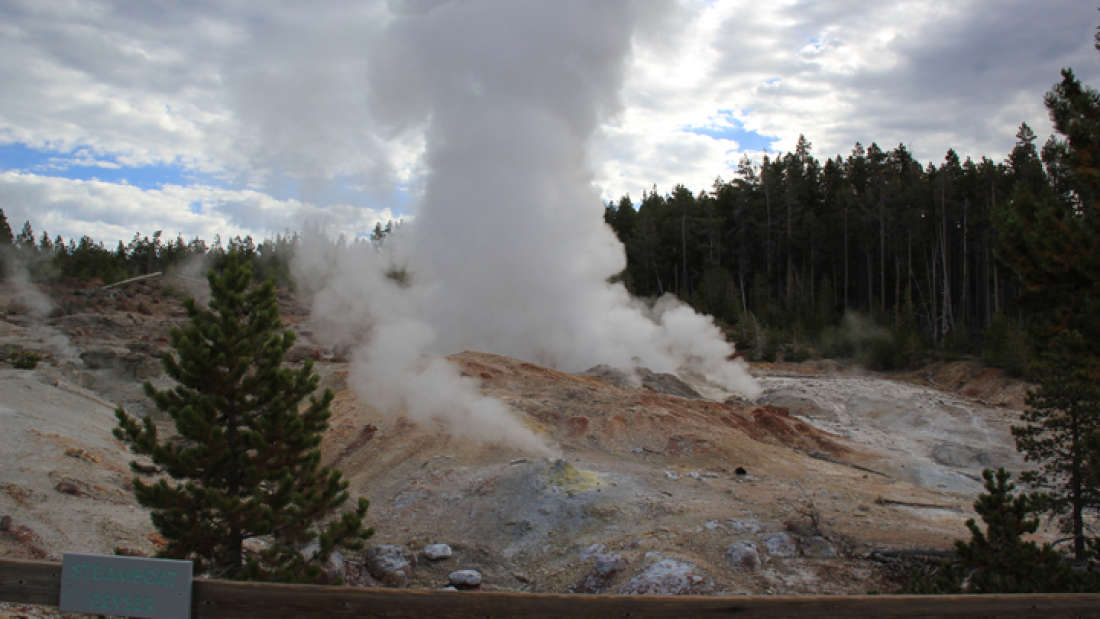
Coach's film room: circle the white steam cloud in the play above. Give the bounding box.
[295,0,760,455]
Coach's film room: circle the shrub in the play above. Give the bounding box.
[12,351,40,369]
[982,313,1031,377]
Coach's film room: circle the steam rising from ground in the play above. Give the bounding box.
[296,1,759,454]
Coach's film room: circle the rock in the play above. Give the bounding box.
[54,481,83,496]
[572,551,627,593]
[634,368,702,399]
[299,541,346,581]
[802,536,837,558]
[285,343,323,363]
[725,541,760,570]
[80,345,130,370]
[581,365,701,398]
[764,532,798,558]
[300,539,321,560]
[448,569,482,588]
[322,551,345,582]
[424,543,453,561]
[580,365,635,389]
[726,519,761,535]
[620,558,709,595]
[366,544,411,588]
[342,560,376,587]
[932,442,992,468]
[565,416,590,438]
[64,447,99,463]
[131,461,161,475]
[242,537,270,555]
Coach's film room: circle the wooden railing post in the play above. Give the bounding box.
[3,558,1099,618]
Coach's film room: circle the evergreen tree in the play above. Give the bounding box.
[15,220,34,250]
[1013,330,1100,564]
[0,208,11,275]
[0,208,12,245]
[953,468,1073,592]
[114,251,371,582]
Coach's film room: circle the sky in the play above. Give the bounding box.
[0,0,1096,247]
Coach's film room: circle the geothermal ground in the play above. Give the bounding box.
[0,276,1039,603]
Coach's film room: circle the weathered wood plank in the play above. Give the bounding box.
[0,558,60,606]
[3,558,1098,618]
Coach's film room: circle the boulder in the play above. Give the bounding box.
[365,544,411,588]
[572,552,626,593]
[620,558,708,595]
[725,541,760,570]
[322,551,345,582]
[424,543,453,561]
[801,535,837,558]
[764,532,798,558]
[448,569,482,588]
[242,537,270,555]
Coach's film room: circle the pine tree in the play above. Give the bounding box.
[114,251,372,582]
[1013,330,1100,564]
[0,209,11,276]
[0,208,12,245]
[953,468,1072,592]
[15,220,34,250]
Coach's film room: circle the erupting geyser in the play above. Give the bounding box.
[295,0,760,454]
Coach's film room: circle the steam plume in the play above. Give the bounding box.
[296,1,760,454]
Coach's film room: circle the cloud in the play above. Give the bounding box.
[0,0,1096,228]
[591,0,1100,202]
[0,171,394,245]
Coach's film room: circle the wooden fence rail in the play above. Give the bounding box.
[2,558,1098,618]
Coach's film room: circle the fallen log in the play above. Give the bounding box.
[99,271,163,291]
[868,548,958,561]
[875,496,962,512]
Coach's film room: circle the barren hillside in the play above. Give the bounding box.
[0,277,1033,597]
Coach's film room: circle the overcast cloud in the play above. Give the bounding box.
[0,0,1096,243]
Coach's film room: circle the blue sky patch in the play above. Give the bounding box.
[683,110,779,152]
[0,142,219,190]
[258,171,413,219]
[0,141,413,222]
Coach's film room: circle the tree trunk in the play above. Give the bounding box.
[764,177,773,291]
[786,193,794,306]
[1071,413,1085,563]
[681,211,689,298]
[739,269,748,314]
[894,257,901,325]
[866,250,873,313]
[961,197,969,331]
[929,244,938,346]
[940,182,954,337]
[843,205,849,312]
[907,231,913,313]
[879,195,886,315]
[993,260,1000,315]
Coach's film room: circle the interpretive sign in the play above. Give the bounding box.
[59,552,192,619]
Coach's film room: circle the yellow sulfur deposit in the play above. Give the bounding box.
[546,459,601,493]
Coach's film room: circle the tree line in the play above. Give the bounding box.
[601,84,1097,370]
[0,215,300,289]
